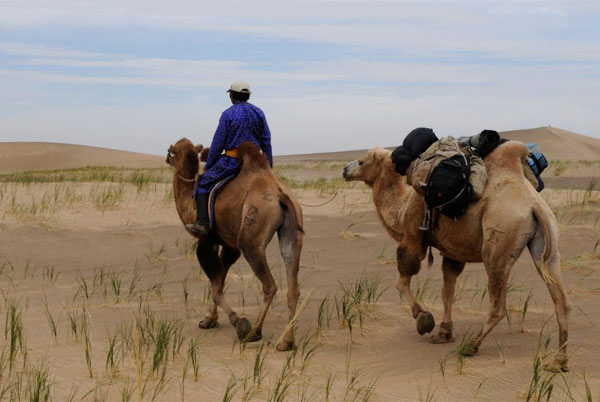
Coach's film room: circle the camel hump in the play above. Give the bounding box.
[484,140,529,177]
[238,142,270,170]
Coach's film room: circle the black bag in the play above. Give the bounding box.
[391,127,438,175]
[424,154,472,219]
[459,129,501,158]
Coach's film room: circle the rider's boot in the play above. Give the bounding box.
[185,193,210,235]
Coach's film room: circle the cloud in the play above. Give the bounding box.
[1,1,599,153]
[2,2,599,61]
[0,41,113,59]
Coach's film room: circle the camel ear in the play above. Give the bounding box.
[200,148,210,162]
[194,144,203,153]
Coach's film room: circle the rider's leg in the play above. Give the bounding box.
[186,193,210,235]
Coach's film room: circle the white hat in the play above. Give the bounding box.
[227,81,251,94]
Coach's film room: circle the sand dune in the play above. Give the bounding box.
[0,142,165,173]
[501,126,600,161]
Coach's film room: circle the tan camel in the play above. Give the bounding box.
[166,138,304,351]
[342,141,571,372]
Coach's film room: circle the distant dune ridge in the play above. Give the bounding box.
[0,127,598,173]
[501,126,600,161]
[0,142,165,173]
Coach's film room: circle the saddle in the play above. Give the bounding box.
[207,174,236,229]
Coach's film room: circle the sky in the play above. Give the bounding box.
[1,1,599,156]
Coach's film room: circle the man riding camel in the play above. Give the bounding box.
[186,81,273,235]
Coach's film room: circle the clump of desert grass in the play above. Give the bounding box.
[0,299,55,401]
[334,272,386,341]
[90,183,125,211]
[417,378,436,402]
[549,159,600,177]
[521,318,589,402]
[524,325,556,401]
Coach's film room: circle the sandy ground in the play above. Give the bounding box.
[1,175,600,401]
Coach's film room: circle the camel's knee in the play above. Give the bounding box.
[561,299,573,315]
[396,260,420,279]
[396,246,422,276]
[489,306,506,324]
[287,287,300,306]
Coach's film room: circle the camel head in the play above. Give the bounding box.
[342,147,392,186]
[166,138,204,176]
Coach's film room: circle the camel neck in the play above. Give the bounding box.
[370,160,409,242]
[372,161,405,201]
[172,172,197,226]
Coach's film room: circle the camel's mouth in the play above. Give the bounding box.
[166,149,174,166]
[342,165,350,180]
[342,160,359,181]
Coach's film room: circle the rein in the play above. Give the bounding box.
[299,192,338,207]
[174,172,200,208]
[176,173,197,183]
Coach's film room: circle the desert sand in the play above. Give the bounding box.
[0,128,599,401]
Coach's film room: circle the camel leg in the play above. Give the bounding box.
[467,228,525,355]
[196,242,240,329]
[431,257,465,344]
[198,246,241,329]
[396,245,434,335]
[466,261,511,355]
[238,246,277,343]
[528,229,572,373]
[275,215,303,351]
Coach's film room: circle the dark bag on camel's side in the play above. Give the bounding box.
[406,136,483,226]
[424,154,472,219]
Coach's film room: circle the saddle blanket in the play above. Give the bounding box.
[207,174,236,229]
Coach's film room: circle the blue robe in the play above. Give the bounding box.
[197,102,273,194]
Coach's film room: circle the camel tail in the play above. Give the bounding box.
[426,246,434,268]
[278,189,304,234]
[532,203,559,284]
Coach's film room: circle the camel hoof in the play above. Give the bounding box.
[276,340,294,352]
[247,330,263,343]
[463,345,479,356]
[235,318,252,341]
[431,333,455,344]
[198,318,219,329]
[543,361,569,373]
[416,311,435,335]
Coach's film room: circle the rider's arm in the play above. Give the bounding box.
[261,115,273,167]
[205,114,228,170]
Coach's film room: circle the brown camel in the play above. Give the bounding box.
[342,141,571,372]
[166,138,304,351]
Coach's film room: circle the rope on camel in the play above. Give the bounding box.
[299,192,338,207]
[176,173,198,183]
[177,173,337,208]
